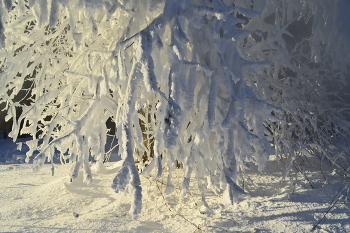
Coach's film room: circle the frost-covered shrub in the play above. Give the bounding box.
[234,0,350,187]
[0,0,349,218]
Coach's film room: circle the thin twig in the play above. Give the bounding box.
[294,161,315,189]
[155,180,199,230]
[150,174,204,214]
[311,194,344,231]
[154,176,246,232]
[103,143,119,163]
[329,185,343,205]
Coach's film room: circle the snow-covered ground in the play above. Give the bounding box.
[1,139,349,232]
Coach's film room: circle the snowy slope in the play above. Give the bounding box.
[0,139,349,233]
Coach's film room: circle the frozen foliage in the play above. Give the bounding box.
[0,0,349,218]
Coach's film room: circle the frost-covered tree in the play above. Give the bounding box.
[1,0,349,218]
